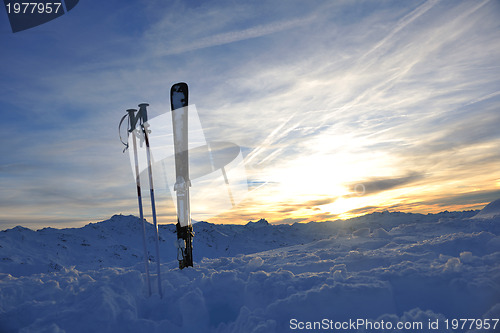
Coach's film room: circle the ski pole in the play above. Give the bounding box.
[138,103,163,298]
[126,108,152,297]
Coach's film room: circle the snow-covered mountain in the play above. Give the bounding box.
[1,205,499,333]
[472,198,500,219]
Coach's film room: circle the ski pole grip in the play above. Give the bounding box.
[126,109,138,132]
[138,103,149,123]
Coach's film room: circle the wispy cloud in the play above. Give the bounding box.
[215,0,500,220]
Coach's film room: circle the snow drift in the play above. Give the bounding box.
[1,206,499,333]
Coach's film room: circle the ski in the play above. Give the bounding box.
[170,82,194,269]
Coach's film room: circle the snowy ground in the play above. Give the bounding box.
[1,200,500,333]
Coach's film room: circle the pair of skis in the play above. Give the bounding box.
[119,82,194,296]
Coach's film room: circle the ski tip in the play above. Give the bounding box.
[171,82,188,95]
[170,82,189,110]
[171,82,188,89]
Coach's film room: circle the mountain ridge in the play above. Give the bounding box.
[0,209,488,277]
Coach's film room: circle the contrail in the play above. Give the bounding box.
[464,90,500,107]
[161,16,315,56]
[361,0,439,60]
[244,112,298,165]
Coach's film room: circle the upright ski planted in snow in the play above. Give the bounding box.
[170,82,194,269]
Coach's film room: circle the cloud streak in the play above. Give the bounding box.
[346,173,425,197]
[157,16,315,56]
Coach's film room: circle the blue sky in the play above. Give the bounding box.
[1,0,499,229]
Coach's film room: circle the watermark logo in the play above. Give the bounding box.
[3,0,79,33]
[352,183,366,196]
[127,105,248,222]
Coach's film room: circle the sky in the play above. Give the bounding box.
[1,0,499,229]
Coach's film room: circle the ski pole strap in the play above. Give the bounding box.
[118,114,129,153]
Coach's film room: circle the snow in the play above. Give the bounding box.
[472,198,500,219]
[1,204,500,333]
